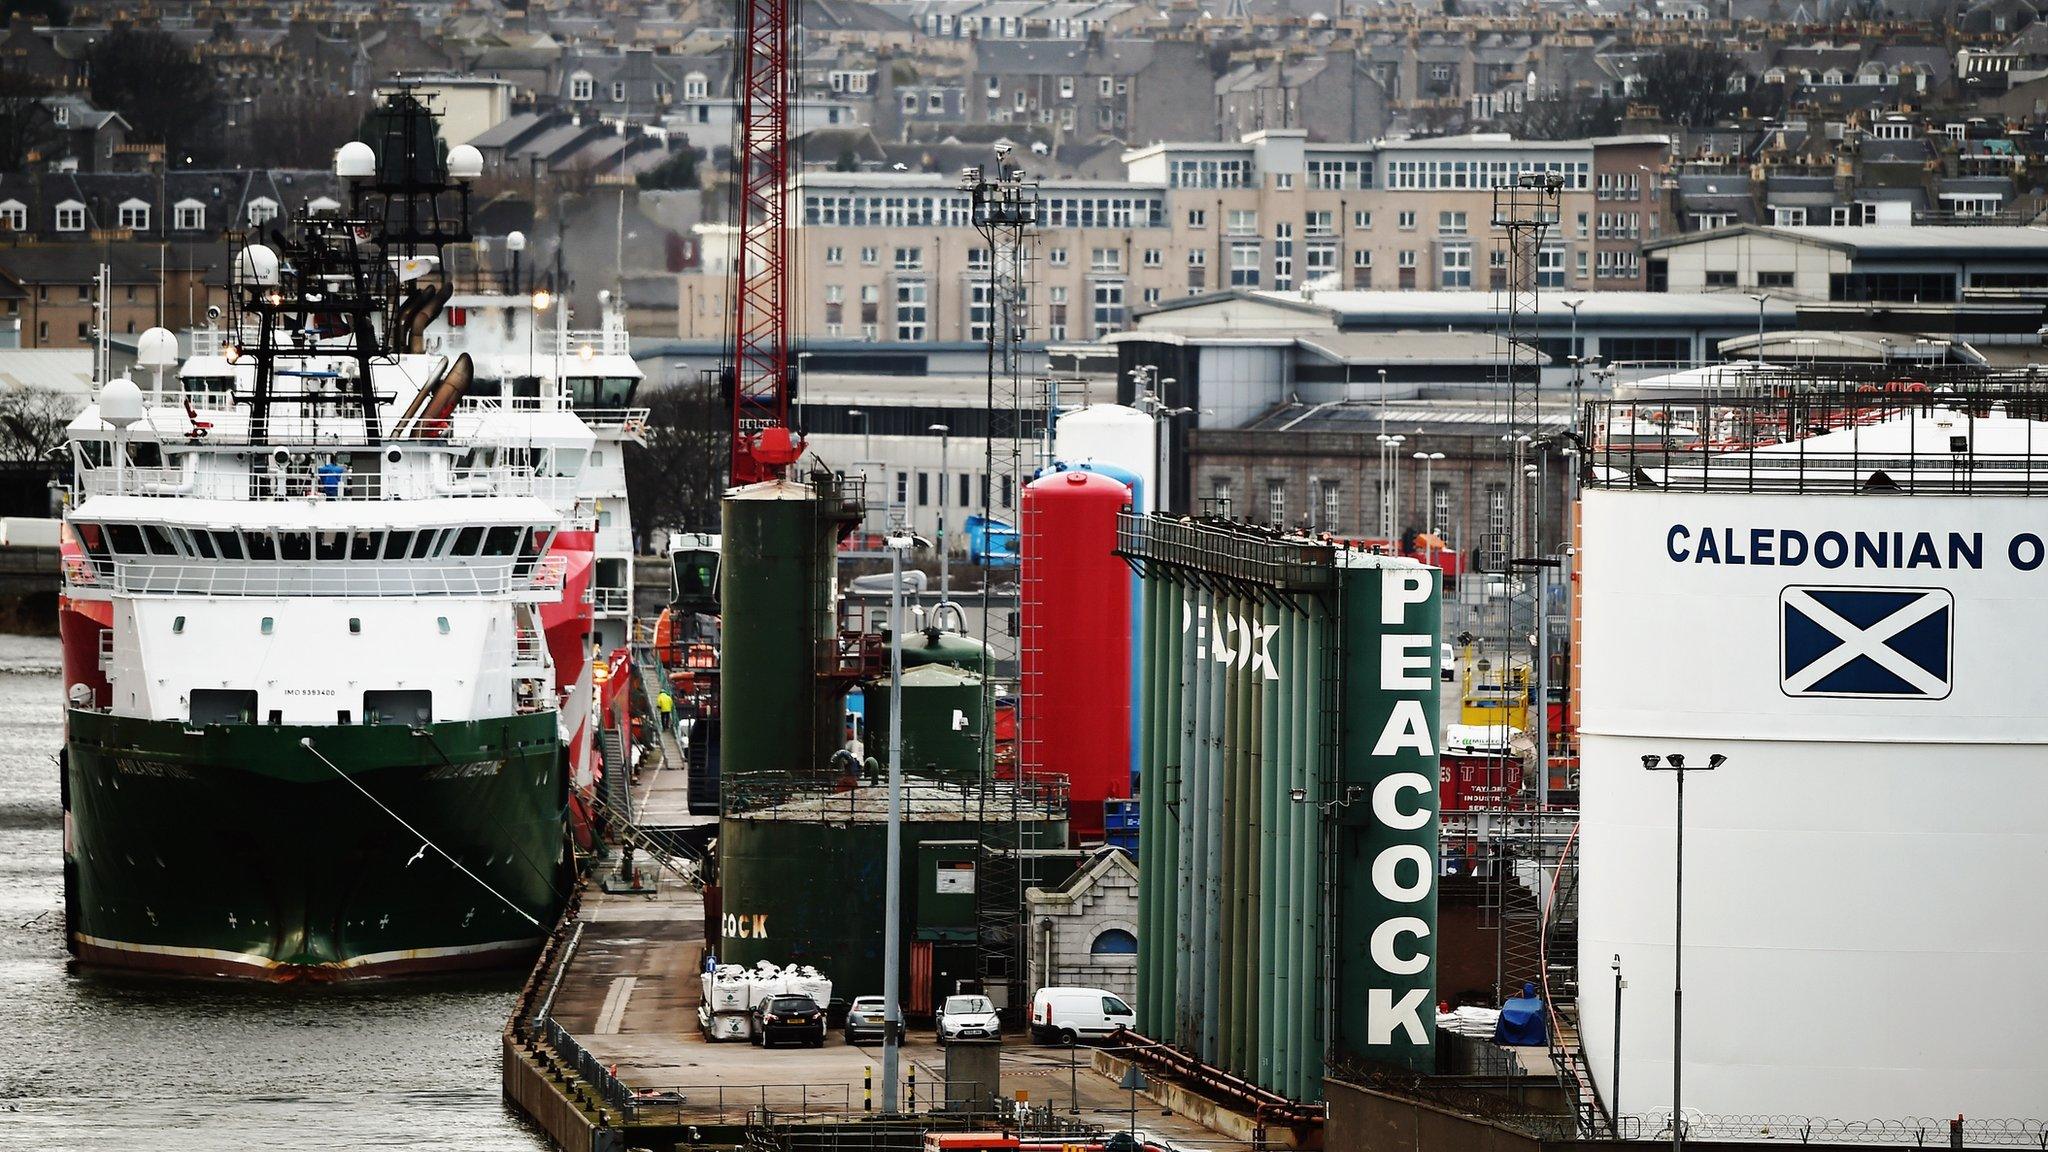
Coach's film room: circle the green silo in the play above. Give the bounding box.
[864,664,985,782]
[719,477,850,797]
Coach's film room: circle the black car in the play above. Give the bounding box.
[753,994,827,1047]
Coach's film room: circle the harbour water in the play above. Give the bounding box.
[0,634,550,1150]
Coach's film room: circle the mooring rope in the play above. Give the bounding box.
[300,736,540,927]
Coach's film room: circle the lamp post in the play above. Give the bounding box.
[1746,293,1770,366]
[880,534,912,1113]
[1641,751,1726,1151]
[1377,367,1390,535]
[506,229,527,294]
[928,423,950,600]
[1412,450,1445,538]
[1377,433,1405,539]
[1611,953,1627,1127]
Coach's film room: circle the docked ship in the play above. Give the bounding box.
[56,98,595,980]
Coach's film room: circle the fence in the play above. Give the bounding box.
[1618,1113,2048,1147]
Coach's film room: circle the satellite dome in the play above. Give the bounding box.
[447,144,484,180]
[234,244,281,287]
[136,326,179,369]
[99,375,144,429]
[336,140,376,179]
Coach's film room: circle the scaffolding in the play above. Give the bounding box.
[966,161,1041,1016]
[1483,174,1561,1006]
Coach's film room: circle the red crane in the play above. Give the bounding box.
[727,0,803,484]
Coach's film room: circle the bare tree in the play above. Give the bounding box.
[242,94,369,169]
[0,68,54,174]
[624,377,729,547]
[87,28,222,161]
[0,390,80,463]
[1638,45,1743,129]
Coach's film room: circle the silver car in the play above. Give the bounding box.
[844,995,887,1045]
[936,994,1000,1045]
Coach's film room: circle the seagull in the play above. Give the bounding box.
[406,844,429,867]
[891,162,908,171]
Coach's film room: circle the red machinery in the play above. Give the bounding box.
[1020,470,1133,844]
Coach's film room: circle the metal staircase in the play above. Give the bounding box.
[1540,823,1614,1140]
[586,788,704,890]
[598,727,631,822]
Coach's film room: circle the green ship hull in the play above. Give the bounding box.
[63,708,568,981]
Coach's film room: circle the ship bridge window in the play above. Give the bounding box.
[77,523,107,557]
[141,525,177,556]
[383,530,414,560]
[350,532,382,561]
[184,528,215,559]
[212,531,244,559]
[569,376,638,407]
[452,526,485,556]
[108,524,145,554]
[190,688,257,725]
[410,530,439,560]
[243,532,277,561]
[315,531,345,561]
[483,526,520,557]
[364,689,432,726]
[280,532,312,562]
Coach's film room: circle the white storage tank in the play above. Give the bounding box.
[1576,393,2048,1136]
[1053,405,1157,512]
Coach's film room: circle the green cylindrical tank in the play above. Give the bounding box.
[719,479,841,792]
[864,664,985,783]
[897,627,989,674]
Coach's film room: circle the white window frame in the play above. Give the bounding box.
[247,197,279,228]
[117,198,150,231]
[570,73,594,101]
[55,200,85,232]
[0,200,23,231]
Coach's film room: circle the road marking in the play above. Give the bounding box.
[596,976,638,1035]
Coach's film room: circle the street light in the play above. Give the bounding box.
[1746,293,1770,366]
[1376,433,1405,539]
[1377,368,1390,534]
[1641,751,1727,1151]
[928,423,951,600]
[1412,450,1445,538]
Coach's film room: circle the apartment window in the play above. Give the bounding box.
[1274,173,1293,190]
[1099,77,1113,97]
[1576,213,1589,239]
[1187,250,1207,267]
[1353,210,1373,229]
[1305,211,1333,237]
[1047,287,1069,341]
[1226,210,1258,237]
[1398,210,1417,230]
[118,200,150,231]
[686,74,708,99]
[928,92,945,113]
[1141,248,1162,268]
[968,247,991,272]
[902,93,918,113]
[1772,206,1807,226]
[1537,245,1565,289]
[1306,242,1336,277]
[1266,479,1285,526]
[1048,248,1069,267]
[1431,483,1450,539]
[1015,90,1029,112]
[893,247,923,270]
[0,201,22,231]
[1210,477,1234,517]
[1576,249,1589,279]
[611,81,626,102]
[1758,270,1795,289]
[1187,209,1207,228]
[1438,211,1467,235]
[894,281,927,340]
[1398,250,1417,267]
[1440,242,1473,289]
[1091,248,1123,273]
[1060,76,1075,99]
[1090,281,1125,337]
[55,201,85,232]
[174,200,205,231]
[1320,481,1340,531]
[825,246,844,265]
[860,247,879,265]
[1229,241,1261,287]
[1704,270,1737,288]
[570,73,594,100]
[1142,286,1161,304]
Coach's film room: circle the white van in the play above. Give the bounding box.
[1029,986,1135,1044]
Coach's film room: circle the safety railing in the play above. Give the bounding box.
[615,1082,858,1125]
[722,769,1070,821]
[71,558,568,599]
[514,625,547,666]
[591,586,631,616]
[97,627,113,670]
[1620,1113,2048,1146]
[77,464,583,505]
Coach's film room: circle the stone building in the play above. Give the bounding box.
[1024,847,1141,1007]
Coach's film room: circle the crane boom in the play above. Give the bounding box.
[728,0,801,484]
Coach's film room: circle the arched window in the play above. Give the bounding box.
[1090,928,1137,955]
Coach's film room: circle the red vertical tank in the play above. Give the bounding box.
[1021,469,1132,845]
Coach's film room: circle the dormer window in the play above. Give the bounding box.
[55,200,85,232]
[174,198,205,230]
[570,72,594,101]
[0,200,23,232]
[246,197,279,227]
[610,81,626,102]
[117,198,150,231]
[52,104,68,126]
[684,72,707,100]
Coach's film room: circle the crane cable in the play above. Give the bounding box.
[300,736,540,927]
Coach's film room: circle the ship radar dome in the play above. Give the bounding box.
[335,140,376,179]
[234,245,281,287]
[447,144,484,180]
[136,327,178,369]
[99,375,144,429]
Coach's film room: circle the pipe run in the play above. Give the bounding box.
[1109,1027,1326,1128]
